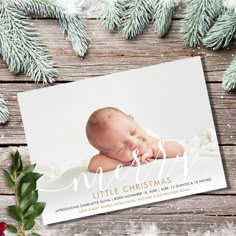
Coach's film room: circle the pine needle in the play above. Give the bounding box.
[181,0,222,47]
[121,0,153,39]
[99,0,125,31]
[14,0,89,57]
[223,56,236,91]
[202,10,236,50]
[153,0,178,38]
[0,96,9,124]
[0,5,57,83]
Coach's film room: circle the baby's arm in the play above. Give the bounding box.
[88,154,126,173]
[156,140,185,158]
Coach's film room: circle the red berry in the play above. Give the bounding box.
[0,222,7,231]
[0,232,5,236]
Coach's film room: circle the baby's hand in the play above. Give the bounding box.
[141,157,154,164]
[125,158,141,167]
[130,156,154,167]
[140,153,154,164]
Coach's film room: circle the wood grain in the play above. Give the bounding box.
[0,20,235,82]
[1,194,236,236]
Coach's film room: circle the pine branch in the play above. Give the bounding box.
[202,10,236,50]
[181,0,222,47]
[121,0,153,39]
[223,56,236,91]
[0,5,57,83]
[153,0,178,38]
[0,96,9,124]
[99,0,125,31]
[12,0,89,57]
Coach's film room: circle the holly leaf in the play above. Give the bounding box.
[7,205,23,222]
[24,220,35,230]
[7,224,18,233]
[2,168,15,189]
[21,164,36,174]
[10,150,23,175]
[20,190,38,214]
[24,202,46,220]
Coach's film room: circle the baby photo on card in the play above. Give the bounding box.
[17,56,227,225]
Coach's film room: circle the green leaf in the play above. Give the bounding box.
[24,220,35,230]
[20,190,38,214]
[20,172,43,184]
[21,164,36,174]
[7,205,23,222]
[30,233,41,236]
[2,168,15,189]
[20,182,37,197]
[7,224,18,233]
[10,150,23,175]
[24,202,46,220]
[19,172,42,197]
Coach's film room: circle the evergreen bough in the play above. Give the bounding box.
[121,0,153,39]
[0,4,57,83]
[153,0,178,38]
[99,0,125,31]
[181,0,222,47]
[0,96,9,124]
[223,56,236,91]
[13,0,89,57]
[0,0,89,83]
[202,10,236,50]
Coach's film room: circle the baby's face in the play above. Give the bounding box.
[95,113,152,163]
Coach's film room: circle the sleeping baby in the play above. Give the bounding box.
[86,107,185,173]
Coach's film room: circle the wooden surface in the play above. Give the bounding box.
[0,4,236,235]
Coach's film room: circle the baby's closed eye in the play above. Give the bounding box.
[116,144,126,154]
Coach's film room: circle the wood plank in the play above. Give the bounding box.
[0,146,234,195]
[1,195,236,217]
[0,195,236,235]
[0,20,235,82]
[0,83,235,145]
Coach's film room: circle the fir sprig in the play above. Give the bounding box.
[1,150,45,236]
[0,0,89,84]
[121,0,153,39]
[153,0,177,38]
[181,0,222,47]
[202,10,236,50]
[223,56,236,91]
[0,96,9,124]
[0,4,58,83]
[12,0,89,57]
[99,0,125,31]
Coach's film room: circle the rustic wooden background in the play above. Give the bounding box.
[0,2,236,235]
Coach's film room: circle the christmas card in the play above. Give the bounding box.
[17,56,226,225]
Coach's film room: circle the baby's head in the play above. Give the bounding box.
[86,107,151,163]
